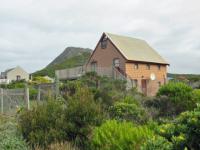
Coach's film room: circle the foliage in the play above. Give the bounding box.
[18,87,104,149]
[91,120,172,150]
[0,115,28,150]
[0,80,26,89]
[18,100,65,148]
[62,87,104,148]
[156,105,200,150]
[193,89,200,103]
[31,76,52,84]
[157,82,195,114]
[35,142,79,150]
[109,96,148,124]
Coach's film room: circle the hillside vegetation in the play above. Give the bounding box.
[33,47,92,77]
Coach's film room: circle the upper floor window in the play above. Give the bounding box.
[134,63,139,69]
[101,36,108,49]
[158,65,161,70]
[146,64,150,70]
[113,58,120,67]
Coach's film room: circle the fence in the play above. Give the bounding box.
[37,83,59,101]
[0,87,29,115]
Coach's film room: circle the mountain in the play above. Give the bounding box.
[168,73,200,82]
[33,47,92,77]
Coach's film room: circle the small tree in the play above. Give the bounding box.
[157,82,195,114]
[109,96,148,124]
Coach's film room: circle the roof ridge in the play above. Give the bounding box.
[105,32,145,42]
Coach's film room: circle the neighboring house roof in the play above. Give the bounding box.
[4,68,15,74]
[105,32,169,65]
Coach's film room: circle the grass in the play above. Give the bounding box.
[0,114,29,150]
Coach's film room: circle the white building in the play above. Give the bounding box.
[0,66,29,84]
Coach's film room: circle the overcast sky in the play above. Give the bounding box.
[0,0,200,74]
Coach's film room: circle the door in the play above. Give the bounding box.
[141,79,147,95]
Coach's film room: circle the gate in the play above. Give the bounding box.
[0,87,29,115]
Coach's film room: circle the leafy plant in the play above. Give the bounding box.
[18,100,65,148]
[0,115,28,150]
[109,96,148,124]
[91,120,172,150]
[157,82,195,115]
[156,105,200,150]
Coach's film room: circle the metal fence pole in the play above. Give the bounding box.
[55,75,60,99]
[1,88,3,113]
[25,86,30,110]
[37,86,41,101]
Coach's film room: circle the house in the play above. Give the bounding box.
[0,66,29,84]
[56,32,169,96]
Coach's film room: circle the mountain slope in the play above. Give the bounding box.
[33,47,92,77]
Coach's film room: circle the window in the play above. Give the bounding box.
[91,62,97,72]
[146,64,150,70]
[158,65,161,70]
[134,63,139,69]
[134,79,138,87]
[16,75,21,81]
[158,81,161,87]
[113,58,120,67]
[101,36,108,49]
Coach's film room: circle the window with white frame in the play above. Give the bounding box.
[113,58,120,67]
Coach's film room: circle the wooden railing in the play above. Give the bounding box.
[55,66,136,89]
[55,66,84,80]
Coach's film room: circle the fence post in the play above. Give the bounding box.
[55,76,60,99]
[37,86,41,101]
[1,88,3,114]
[25,86,30,110]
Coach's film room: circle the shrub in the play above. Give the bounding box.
[0,115,28,150]
[63,87,104,149]
[18,100,65,148]
[109,96,148,124]
[193,89,200,103]
[35,142,79,150]
[156,105,200,150]
[157,82,195,114]
[19,87,104,149]
[91,120,172,150]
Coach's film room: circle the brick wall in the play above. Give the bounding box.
[86,39,126,71]
[125,63,167,96]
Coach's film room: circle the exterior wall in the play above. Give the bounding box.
[7,67,29,81]
[86,39,126,72]
[125,63,167,96]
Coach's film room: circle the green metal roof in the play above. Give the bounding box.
[105,32,169,64]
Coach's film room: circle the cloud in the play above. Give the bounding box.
[0,0,200,73]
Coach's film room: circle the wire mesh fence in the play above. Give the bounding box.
[0,88,29,115]
[37,83,59,101]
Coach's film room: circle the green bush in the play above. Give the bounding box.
[18,87,104,149]
[157,82,195,114]
[156,105,200,150]
[18,100,65,148]
[193,89,200,103]
[91,120,172,150]
[63,87,104,148]
[109,96,148,124]
[0,115,28,150]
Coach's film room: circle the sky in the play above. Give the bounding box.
[0,0,200,74]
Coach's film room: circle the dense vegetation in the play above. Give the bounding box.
[15,73,200,150]
[0,115,28,150]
